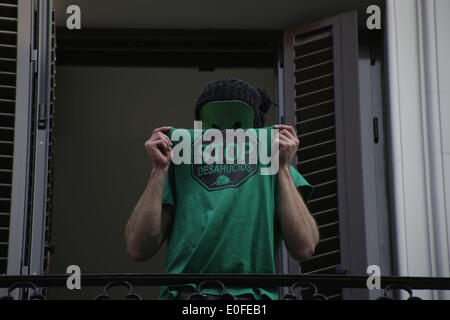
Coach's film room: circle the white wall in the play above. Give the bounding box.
[386,0,450,300]
[435,0,450,281]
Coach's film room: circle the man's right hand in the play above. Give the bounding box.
[127,126,174,261]
[144,126,173,171]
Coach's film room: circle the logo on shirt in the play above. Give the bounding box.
[191,131,259,191]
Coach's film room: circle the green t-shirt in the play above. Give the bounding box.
[158,126,313,300]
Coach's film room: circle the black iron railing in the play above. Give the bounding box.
[1,273,449,300]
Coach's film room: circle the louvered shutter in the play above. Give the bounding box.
[294,29,342,300]
[0,0,17,275]
[283,12,365,300]
[28,0,54,277]
[293,26,342,301]
[0,0,55,285]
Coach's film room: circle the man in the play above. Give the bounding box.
[125,78,319,300]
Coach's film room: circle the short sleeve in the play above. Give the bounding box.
[275,165,314,205]
[162,165,175,206]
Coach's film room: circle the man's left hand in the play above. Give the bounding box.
[274,124,300,171]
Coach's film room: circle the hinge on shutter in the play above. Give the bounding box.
[30,47,38,73]
[370,43,376,66]
[38,103,47,129]
[373,117,379,143]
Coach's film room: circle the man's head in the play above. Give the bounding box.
[194,78,275,129]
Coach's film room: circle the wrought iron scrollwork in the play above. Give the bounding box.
[94,281,142,300]
[281,281,327,300]
[376,283,422,300]
[0,281,47,300]
[187,280,237,300]
[0,273,447,300]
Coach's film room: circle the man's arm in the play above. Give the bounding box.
[274,125,320,261]
[125,127,174,261]
[276,168,319,260]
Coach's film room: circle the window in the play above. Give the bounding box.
[281,11,390,299]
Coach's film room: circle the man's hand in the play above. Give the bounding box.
[274,124,300,170]
[125,126,174,261]
[145,126,173,171]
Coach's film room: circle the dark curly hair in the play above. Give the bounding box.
[194,78,276,128]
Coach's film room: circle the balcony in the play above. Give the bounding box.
[1,273,449,300]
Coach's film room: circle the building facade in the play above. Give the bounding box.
[0,0,449,299]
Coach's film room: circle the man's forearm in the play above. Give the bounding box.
[277,166,319,260]
[125,168,168,261]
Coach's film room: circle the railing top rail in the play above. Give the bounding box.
[0,273,449,290]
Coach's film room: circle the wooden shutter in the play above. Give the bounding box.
[28,0,55,277]
[283,11,365,300]
[0,0,18,275]
[0,0,55,284]
[294,28,340,278]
